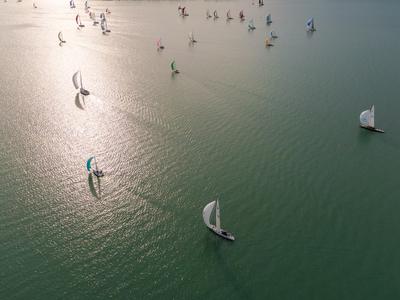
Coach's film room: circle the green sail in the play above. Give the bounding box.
[86,156,95,172]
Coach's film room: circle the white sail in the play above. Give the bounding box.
[94,157,99,172]
[369,105,375,128]
[215,200,221,231]
[72,71,80,89]
[202,201,215,229]
[360,110,370,126]
[360,106,376,128]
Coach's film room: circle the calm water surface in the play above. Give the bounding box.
[1,0,400,299]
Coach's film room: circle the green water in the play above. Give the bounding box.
[1,0,400,299]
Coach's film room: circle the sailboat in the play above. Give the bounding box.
[157,38,164,50]
[226,10,233,20]
[259,0,264,6]
[213,10,219,19]
[76,14,85,28]
[69,0,75,8]
[58,31,66,43]
[90,11,99,25]
[101,17,111,34]
[180,6,188,17]
[86,157,104,177]
[188,32,197,43]
[72,71,90,96]
[270,31,278,39]
[202,199,235,241]
[239,10,245,21]
[248,19,256,30]
[84,0,90,11]
[266,14,272,25]
[360,105,384,133]
[171,60,179,74]
[306,17,316,32]
[265,36,273,47]
[33,1,37,8]
[106,8,111,14]
[206,9,212,19]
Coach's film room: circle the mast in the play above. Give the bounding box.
[79,71,83,89]
[215,199,221,230]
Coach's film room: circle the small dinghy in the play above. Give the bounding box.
[265,36,273,47]
[306,17,316,32]
[226,10,233,21]
[90,11,99,25]
[248,19,256,30]
[206,9,212,19]
[270,31,278,39]
[58,31,66,43]
[171,60,179,74]
[188,31,197,43]
[179,6,189,17]
[76,14,85,28]
[72,71,90,96]
[213,10,219,19]
[100,16,111,34]
[157,38,164,50]
[266,14,272,25]
[360,105,384,133]
[203,199,235,241]
[87,157,104,177]
[239,10,245,21]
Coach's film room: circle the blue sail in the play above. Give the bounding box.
[86,157,95,172]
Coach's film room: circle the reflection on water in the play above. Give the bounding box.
[74,92,85,110]
[1,0,400,299]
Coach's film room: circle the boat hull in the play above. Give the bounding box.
[207,226,235,241]
[80,88,90,96]
[93,170,104,177]
[360,125,384,133]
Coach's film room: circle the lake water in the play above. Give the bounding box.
[1,0,400,299]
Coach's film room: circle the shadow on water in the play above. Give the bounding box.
[357,127,375,146]
[88,173,101,199]
[75,93,85,110]
[204,235,255,300]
